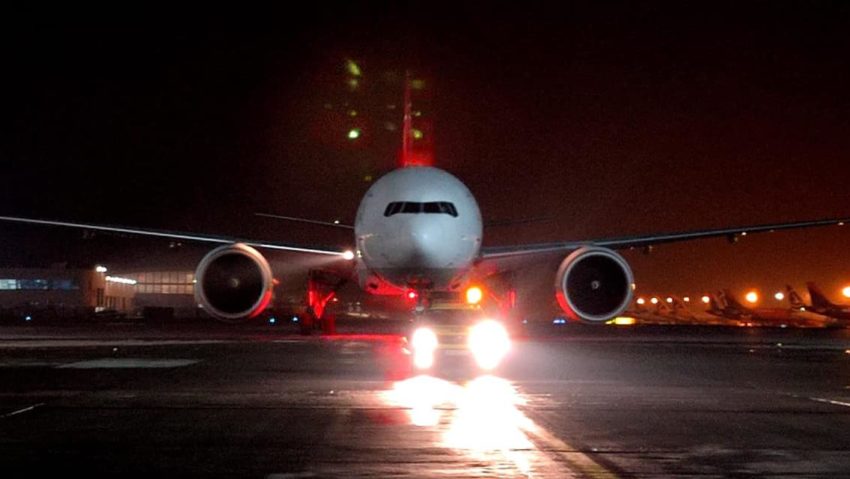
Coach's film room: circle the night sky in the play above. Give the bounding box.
[2,2,850,303]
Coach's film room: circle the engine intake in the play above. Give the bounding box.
[555,246,634,322]
[195,243,273,321]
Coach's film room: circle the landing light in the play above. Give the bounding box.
[636,298,646,305]
[701,295,710,304]
[342,250,355,261]
[465,286,483,305]
[411,327,438,370]
[650,297,659,305]
[843,286,850,299]
[95,266,107,273]
[746,291,758,304]
[468,320,511,370]
[774,292,785,301]
[666,297,673,303]
[683,297,690,302]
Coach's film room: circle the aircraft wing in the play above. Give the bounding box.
[0,215,348,256]
[481,217,850,259]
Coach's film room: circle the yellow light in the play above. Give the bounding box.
[345,59,361,77]
[347,128,361,140]
[650,297,659,305]
[411,128,424,140]
[843,286,850,299]
[745,291,759,304]
[774,292,785,301]
[465,286,483,305]
[608,317,636,326]
[636,298,646,305]
[701,295,710,304]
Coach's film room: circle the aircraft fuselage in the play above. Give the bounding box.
[354,167,483,294]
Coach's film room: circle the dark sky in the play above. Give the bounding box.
[1,2,850,301]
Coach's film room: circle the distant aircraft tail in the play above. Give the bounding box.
[706,293,726,315]
[399,71,434,168]
[786,285,806,310]
[671,296,695,319]
[807,282,838,309]
[721,289,747,310]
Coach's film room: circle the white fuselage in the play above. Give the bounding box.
[354,167,483,293]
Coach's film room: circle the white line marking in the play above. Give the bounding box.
[59,359,199,369]
[0,340,227,349]
[809,396,850,408]
[1,403,44,418]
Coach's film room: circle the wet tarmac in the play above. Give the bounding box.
[1,323,850,477]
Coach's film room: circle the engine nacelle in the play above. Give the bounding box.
[555,246,634,323]
[195,243,274,321]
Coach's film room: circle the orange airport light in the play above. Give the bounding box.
[465,286,483,305]
[843,286,850,299]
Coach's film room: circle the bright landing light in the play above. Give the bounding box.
[745,291,759,304]
[341,250,355,260]
[411,327,438,370]
[468,320,511,371]
[465,286,483,305]
[843,286,850,299]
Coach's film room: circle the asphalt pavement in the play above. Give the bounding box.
[1,322,850,478]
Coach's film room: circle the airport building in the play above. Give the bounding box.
[0,264,197,319]
[0,264,133,318]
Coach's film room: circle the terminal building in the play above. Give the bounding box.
[0,263,196,320]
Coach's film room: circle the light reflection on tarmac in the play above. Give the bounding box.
[384,375,600,478]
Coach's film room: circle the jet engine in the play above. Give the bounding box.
[554,246,634,322]
[195,243,274,321]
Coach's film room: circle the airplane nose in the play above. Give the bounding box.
[406,220,451,267]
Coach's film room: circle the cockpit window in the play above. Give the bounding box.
[384,202,458,217]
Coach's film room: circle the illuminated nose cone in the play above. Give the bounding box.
[406,220,453,267]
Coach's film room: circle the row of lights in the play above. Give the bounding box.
[637,286,850,306]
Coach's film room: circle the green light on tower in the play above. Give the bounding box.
[345,59,361,77]
[347,128,361,140]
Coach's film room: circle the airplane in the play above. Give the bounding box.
[786,284,807,311]
[1,80,849,369]
[713,289,833,328]
[790,282,850,322]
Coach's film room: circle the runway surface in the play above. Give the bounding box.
[1,323,850,477]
